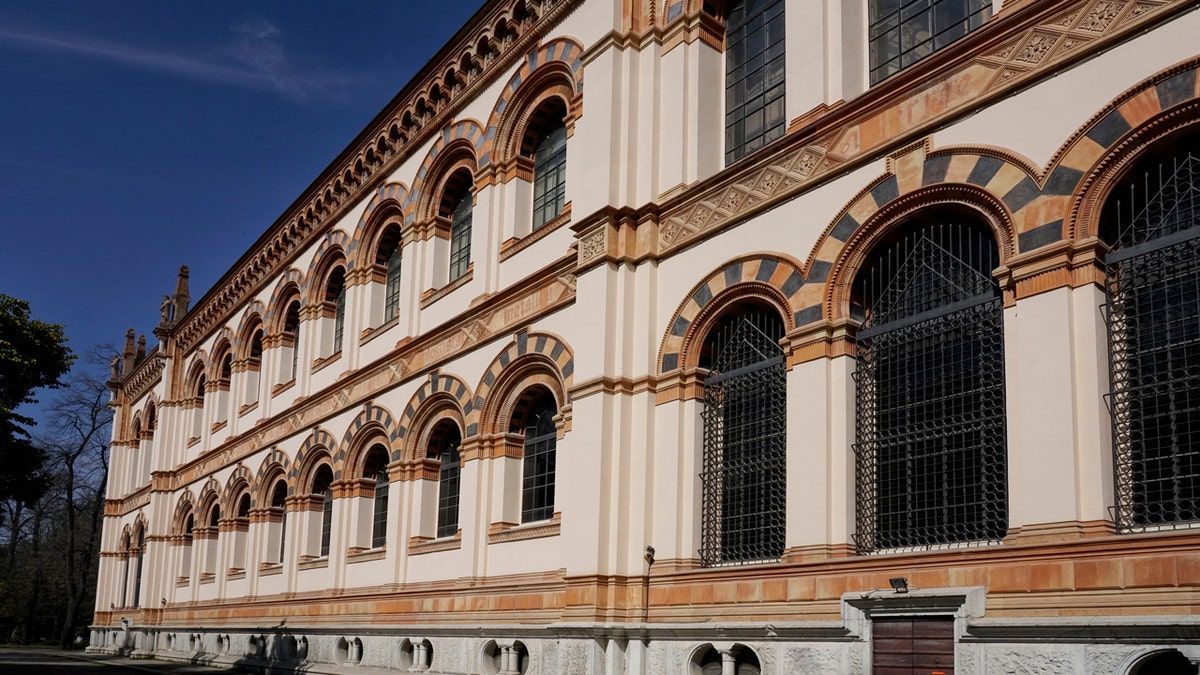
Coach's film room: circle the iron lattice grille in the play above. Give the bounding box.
[853,224,1008,554]
[1105,149,1200,531]
[700,315,786,566]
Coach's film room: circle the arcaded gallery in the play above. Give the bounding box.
[92,0,1200,673]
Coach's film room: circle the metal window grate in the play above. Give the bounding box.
[521,401,558,523]
[700,312,786,566]
[532,119,567,229]
[437,427,462,538]
[371,469,389,548]
[869,0,991,85]
[853,221,1008,554]
[384,245,402,322]
[1105,149,1200,531]
[724,0,785,165]
[449,192,473,280]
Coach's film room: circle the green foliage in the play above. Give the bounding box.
[0,295,75,505]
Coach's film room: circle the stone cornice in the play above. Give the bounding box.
[118,348,164,403]
[166,0,583,355]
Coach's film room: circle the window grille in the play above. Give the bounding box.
[1105,146,1200,531]
[725,0,785,165]
[532,119,567,230]
[384,245,402,322]
[437,426,462,538]
[852,220,1007,553]
[371,468,389,548]
[320,488,333,557]
[700,311,786,566]
[521,400,558,523]
[449,192,473,280]
[869,0,991,85]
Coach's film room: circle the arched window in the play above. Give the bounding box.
[724,0,785,165]
[188,371,206,441]
[429,421,462,538]
[1102,132,1200,531]
[449,191,473,281]
[852,215,1007,553]
[363,445,390,549]
[282,300,302,382]
[517,389,558,523]
[530,107,567,230]
[233,493,251,570]
[269,480,287,564]
[216,352,233,423]
[120,534,130,607]
[132,530,145,608]
[245,329,263,406]
[181,513,194,581]
[312,466,334,557]
[868,0,991,85]
[203,504,220,576]
[383,238,403,323]
[698,302,786,566]
[326,268,347,354]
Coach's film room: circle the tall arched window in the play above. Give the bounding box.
[216,352,233,423]
[449,191,473,281]
[384,242,403,323]
[430,421,462,538]
[132,530,145,608]
[180,514,194,581]
[120,534,130,607]
[1102,133,1200,531]
[189,373,206,440]
[724,0,785,165]
[312,466,334,557]
[363,446,390,549]
[203,504,220,576]
[326,268,347,354]
[518,390,557,524]
[233,493,251,570]
[530,110,567,230]
[284,300,301,381]
[698,303,786,566]
[244,329,263,406]
[270,480,287,564]
[852,215,1007,553]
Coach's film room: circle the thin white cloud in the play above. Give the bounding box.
[0,22,348,101]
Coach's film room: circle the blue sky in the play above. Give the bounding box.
[0,1,482,406]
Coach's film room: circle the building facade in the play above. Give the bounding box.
[92,0,1200,673]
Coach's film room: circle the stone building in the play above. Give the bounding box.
[92,0,1200,673]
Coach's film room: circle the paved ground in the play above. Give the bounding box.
[0,648,243,675]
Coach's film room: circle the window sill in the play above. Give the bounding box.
[210,420,227,434]
[499,202,572,263]
[176,576,190,587]
[297,556,329,571]
[199,573,215,585]
[187,436,200,448]
[311,350,342,374]
[420,265,473,309]
[487,513,561,545]
[238,401,258,418]
[258,562,283,576]
[226,568,246,581]
[408,531,462,556]
[346,546,386,563]
[360,315,399,346]
[271,379,296,398]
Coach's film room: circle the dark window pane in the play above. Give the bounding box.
[724,0,785,164]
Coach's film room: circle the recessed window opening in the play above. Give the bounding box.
[326,268,347,354]
[852,214,1008,553]
[270,480,287,563]
[312,465,334,557]
[698,301,786,566]
[441,169,474,281]
[1102,131,1200,531]
[284,300,301,381]
[525,98,568,230]
[364,445,390,548]
[724,0,785,164]
[429,420,463,538]
[869,0,991,85]
[514,387,558,523]
[378,225,403,323]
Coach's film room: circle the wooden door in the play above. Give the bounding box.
[872,616,955,675]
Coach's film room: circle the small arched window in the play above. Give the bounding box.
[724,0,785,164]
[517,389,558,524]
[698,302,786,566]
[852,215,1007,553]
[529,103,568,230]
[428,421,463,538]
[1101,132,1200,531]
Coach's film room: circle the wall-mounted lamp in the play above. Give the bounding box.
[889,577,909,594]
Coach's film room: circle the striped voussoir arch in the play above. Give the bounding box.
[396,372,474,460]
[659,254,808,374]
[219,464,253,513]
[471,332,573,436]
[250,446,291,507]
[171,489,195,533]
[479,37,585,167]
[287,428,337,495]
[302,231,351,294]
[265,269,305,329]
[332,402,403,479]
[347,182,412,270]
[410,120,486,212]
[196,477,222,514]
